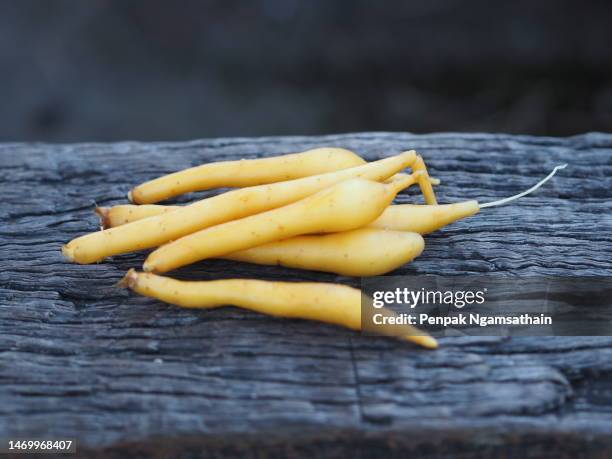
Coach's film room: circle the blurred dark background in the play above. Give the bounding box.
[1,0,610,142]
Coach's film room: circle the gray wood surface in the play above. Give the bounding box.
[0,132,611,458]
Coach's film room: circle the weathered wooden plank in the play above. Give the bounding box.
[0,132,611,458]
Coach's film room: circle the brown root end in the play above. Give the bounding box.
[95,207,111,230]
[118,268,139,289]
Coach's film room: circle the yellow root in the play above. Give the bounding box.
[225,229,424,276]
[412,155,438,205]
[121,269,438,349]
[97,200,479,235]
[370,201,480,234]
[129,147,366,204]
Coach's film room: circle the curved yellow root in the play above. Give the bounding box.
[121,270,438,349]
[129,147,366,204]
[225,229,424,276]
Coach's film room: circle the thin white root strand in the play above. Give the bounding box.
[480,164,568,209]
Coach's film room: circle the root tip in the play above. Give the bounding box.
[480,163,569,209]
[142,262,154,273]
[420,335,439,349]
[61,244,75,262]
[400,150,417,162]
[404,333,438,349]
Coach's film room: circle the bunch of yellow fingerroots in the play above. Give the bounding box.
[64,147,561,349]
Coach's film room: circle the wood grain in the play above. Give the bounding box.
[0,133,611,458]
